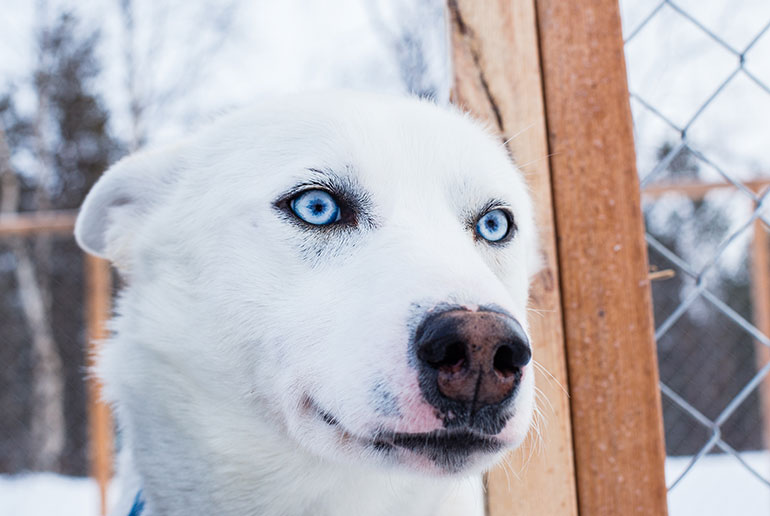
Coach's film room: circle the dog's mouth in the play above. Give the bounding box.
[305,396,504,472]
[369,429,503,471]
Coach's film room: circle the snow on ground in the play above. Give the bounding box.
[0,472,104,516]
[2,453,769,515]
[667,451,770,515]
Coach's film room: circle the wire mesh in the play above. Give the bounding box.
[621,0,770,512]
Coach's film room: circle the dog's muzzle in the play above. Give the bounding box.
[414,307,531,435]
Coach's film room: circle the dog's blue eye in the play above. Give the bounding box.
[476,209,510,242]
[291,190,341,225]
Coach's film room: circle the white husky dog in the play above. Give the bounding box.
[75,92,539,516]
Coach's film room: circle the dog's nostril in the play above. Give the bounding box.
[493,345,514,378]
[493,341,532,378]
[430,341,467,374]
[493,345,518,378]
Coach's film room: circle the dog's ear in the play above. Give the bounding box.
[75,145,183,270]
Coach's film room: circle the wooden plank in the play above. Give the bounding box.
[85,254,114,516]
[448,1,578,515]
[642,180,770,200]
[750,218,770,451]
[534,0,669,514]
[0,210,77,236]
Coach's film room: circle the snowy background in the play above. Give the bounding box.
[0,0,449,149]
[1,0,770,514]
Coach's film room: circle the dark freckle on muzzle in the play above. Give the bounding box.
[413,307,531,435]
[370,380,401,417]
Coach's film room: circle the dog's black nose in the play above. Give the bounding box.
[414,308,530,433]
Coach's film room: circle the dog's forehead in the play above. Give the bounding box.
[345,104,516,197]
[199,94,520,202]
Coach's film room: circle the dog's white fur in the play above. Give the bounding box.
[75,92,539,516]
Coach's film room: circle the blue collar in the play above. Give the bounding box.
[128,490,145,516]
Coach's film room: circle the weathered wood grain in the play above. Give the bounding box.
[85,254,114,516]
[449,1,578,514]
[535,0,669,513]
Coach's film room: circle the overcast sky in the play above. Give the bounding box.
[0,0,448,148]
[2,0,767,178]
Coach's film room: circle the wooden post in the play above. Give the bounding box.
[642,180,770,200]
[0,211,78,237]
[449,1,578,515]
[750,214,770,451]
[535,0,668,514]
[85,254,114,516]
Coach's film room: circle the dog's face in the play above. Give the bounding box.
[76,93,539,476]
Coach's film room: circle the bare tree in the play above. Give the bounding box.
[0,124,65,472]
[0,9,118,473]
[118,0,239,150]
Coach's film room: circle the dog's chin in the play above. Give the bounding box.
[300,397,525,476]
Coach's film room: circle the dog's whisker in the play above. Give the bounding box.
[516,151,559,172]
[526,306,556,321]
[501,122,536,147]
[533,359,570,396]
[534,409,547,455]
[524,419,541,469]
[499,452,515,493]
[527,307,556,315]
[534,385,556,416]
[507,449,522,481]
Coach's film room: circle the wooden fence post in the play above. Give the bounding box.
[535,0,668,514]
[85,254,114,516]
[449,1,578,515]
[751,214,770,451]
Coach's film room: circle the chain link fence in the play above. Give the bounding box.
[621,0,770,512]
